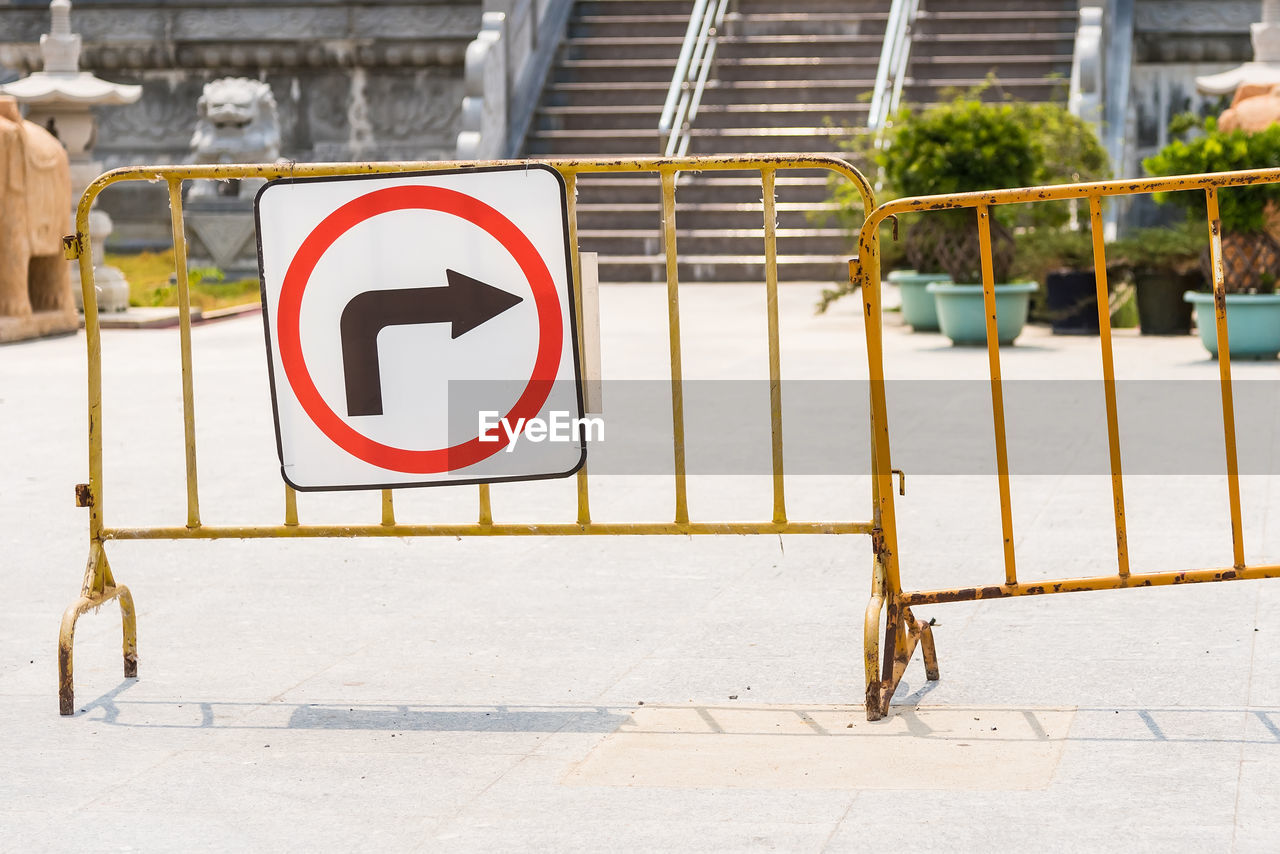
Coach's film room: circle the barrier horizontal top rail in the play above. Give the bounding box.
[70,154,876,541]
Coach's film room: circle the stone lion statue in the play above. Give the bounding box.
[0,96,73,321]
[188,77,281,199]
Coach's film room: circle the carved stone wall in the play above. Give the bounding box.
[1126,0,1259,226]
[1134,0,1258,62]
[0,1,482,247]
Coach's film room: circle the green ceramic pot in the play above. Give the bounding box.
[1185,291,1280,359]
[888,271,952,331]
[926,281,1038,346]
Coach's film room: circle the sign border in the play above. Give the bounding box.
[254,163,587,493]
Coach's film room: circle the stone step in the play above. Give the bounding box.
[914,0,1077,12]
[560,36,696,61]
[573,201,845,231]
[911,31,1075,56]
[577,227,854,257]
[545,78,878,108]
[553,58,677,85]
[711,56,887,81]
[716,34,888,59]
[575,0,701,16]
[590,254,851,283]
[528,125,862,157]
[915,9,1077,35]
[573,174,843,205]
[554,55,884,85]
[564,33,888,62]
[904,76,1072,102]
[538,102,867,132]
[734,0,892,14]
[684,126,863,156]
[730,12,889,38]
[542,80,673,107]
[696,77,879,106]
[570,15,699,40]
[691,104,868,131]
[910,53,1075,71]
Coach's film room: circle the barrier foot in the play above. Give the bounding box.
[59,545,137,716]
[865,599,938,721]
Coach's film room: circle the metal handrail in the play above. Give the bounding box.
[658,0,731,157]
[867,0,921,138]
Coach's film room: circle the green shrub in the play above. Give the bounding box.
[820,87,1110,308]
[1012,227,1096,284]
[1143,117,1280,234]
[1107,222,1205,276]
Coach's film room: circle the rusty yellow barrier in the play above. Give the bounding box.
[856,167,1280,720]
[58,155,882,715]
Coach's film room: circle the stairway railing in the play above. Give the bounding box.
[658,0,731,157]
[867,0,921,139]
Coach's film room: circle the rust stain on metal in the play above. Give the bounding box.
[58,643,74,715]
[870,527,889,559]
[74,483,93,507]
[62,233,82,260]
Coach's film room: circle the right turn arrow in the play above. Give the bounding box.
[339,269,523,417]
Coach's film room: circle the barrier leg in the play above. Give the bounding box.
[863,590,885,718]
[58,544,137,716]
[866,596,939,720]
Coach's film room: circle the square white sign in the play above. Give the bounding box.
[255,165,586,490]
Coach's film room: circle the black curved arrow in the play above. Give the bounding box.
[340,269,523,417]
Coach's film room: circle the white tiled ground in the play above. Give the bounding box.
[1,284,1277,851]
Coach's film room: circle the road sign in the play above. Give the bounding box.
[255,165,585,491]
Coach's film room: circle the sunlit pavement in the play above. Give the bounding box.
[2,284,1277,851]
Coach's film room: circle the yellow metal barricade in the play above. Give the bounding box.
[58,155,881,714]
[857,167,1280,720]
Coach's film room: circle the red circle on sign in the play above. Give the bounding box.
[275,184,562,473]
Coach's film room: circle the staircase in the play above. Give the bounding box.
[523,0,1078,284]
[908,0,1077,104]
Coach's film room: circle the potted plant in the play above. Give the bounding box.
[1014,227,1103,334]
[887,232,952,332]
[1006,101,1111,335]
[1144,117,1280,358]
[816,170,950,326]
[876,95,1037,344]
[883,93,1110,344]
[1108,222,1206,335]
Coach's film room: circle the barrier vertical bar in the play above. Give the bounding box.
[478,483,493,526]
[855,247,901,593]
[761,168,787,523]
[166,178,201,529]
[563,171,591,526]
[75,190,106,543]
[661,169,690,524]
[976,205,1017,585]
[381,489,395,526]
[1205,187,1246,569]
[284,485,298,526]
[1088,196,1131,578]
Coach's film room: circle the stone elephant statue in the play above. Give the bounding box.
[0,96,72,319]
[1219,82,1280,133]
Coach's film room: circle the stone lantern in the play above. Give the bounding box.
[0,0,141,312]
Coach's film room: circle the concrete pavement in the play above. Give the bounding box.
[2,284,1278,851]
